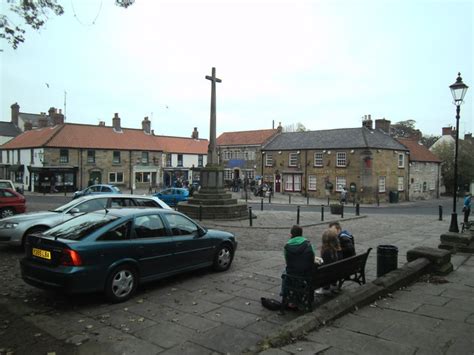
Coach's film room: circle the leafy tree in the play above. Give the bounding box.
[421,134,440,149]
[1,0,134,49]
[391,119,421,138]
[283,122,307,132]
[431,139,474,195]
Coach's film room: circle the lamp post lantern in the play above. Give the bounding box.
[448,72,469,233]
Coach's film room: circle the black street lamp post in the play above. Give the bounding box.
[448,72,469,233]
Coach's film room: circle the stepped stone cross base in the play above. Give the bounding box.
[177,166,248,220]
[438,228,474,253]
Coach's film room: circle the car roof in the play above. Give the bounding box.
[89,207,179,218]
[75,193,171,209]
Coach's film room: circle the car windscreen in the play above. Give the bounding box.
[111,186,121,193]
[44,213,119,240]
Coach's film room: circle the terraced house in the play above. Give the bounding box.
[261,118,410,203]
[0,113,208,193]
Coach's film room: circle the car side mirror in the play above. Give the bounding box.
[69,208,80,214]
[197,228,206,237]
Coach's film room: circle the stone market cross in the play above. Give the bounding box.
[205,67,221,166]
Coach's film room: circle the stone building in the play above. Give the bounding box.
[0,114,208,193]
[261,118,410,203]
[216,125,281,184]
[397,138,442,200]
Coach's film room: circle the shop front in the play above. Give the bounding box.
[28,166,78,193]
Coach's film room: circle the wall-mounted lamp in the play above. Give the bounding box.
[278,151,282,154]
[327,151,331,155]
[350,150,355,154]
[297,151,301,154]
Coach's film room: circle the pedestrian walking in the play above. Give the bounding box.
[463,192,471,224]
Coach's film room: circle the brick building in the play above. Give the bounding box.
[261,118,410,203]
[0,114,208,193]
[216,125,281,183]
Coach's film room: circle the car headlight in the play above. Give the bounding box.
[0,222,19,229]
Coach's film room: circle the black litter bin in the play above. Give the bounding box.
[389,191,399,203]
[377,245,398,277]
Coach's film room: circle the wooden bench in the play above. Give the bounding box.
[281,248,372,312]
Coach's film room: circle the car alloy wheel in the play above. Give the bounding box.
[0,208,15,219]
[105,265,137,303]
[213,244,233,271]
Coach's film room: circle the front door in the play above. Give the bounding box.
[89,171,102,185]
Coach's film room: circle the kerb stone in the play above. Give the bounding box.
[406,246,451,265]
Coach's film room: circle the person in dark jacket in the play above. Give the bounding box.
[281,225,315,305]
[329,221,355,259]
[317,228,341,295]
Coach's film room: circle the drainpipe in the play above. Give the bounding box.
[304,150,308,197]
[129,150,133,194]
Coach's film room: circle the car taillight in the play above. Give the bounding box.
[60,249,82,266]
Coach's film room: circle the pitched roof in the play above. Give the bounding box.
[0,121,22,137]
[263,127,408,151]
[19,113,55,127]
[217,129,277,146]
[397,138,441,163]
[1,125,62,148]
[1,123,208,153]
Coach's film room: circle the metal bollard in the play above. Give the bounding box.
[261,198,264,211]
[327,197,330,206]
[377,195,380,207]
[249,206,253,227]
[199,204,202,221]
[321,205,324,221]
[269,194,271,204]
[439,205,443,221]
[307,195,309,205]
[289,195,291,204]
[356,203,360,216]
[297,205,300,224]
[341,204,344,218]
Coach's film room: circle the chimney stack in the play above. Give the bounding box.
[464,133,473,142]
[98,121,106,126]
[142,116,151,134]
[375,118,391,134]
[38,116,48,128]
[113,113,121,132]
[53,109,64,125]
[11,102,20,126]
[277,122,283,133]
[362,114,373,129]
[191,127,199,139]
[442,126,453,136]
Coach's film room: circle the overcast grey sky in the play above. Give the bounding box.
[1,0,472,139]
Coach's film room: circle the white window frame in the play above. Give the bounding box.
[429,177,436,191]
[378,176,386,193]
[109,172,124,184]
[336,152,347,167]
[398,153,405,168]
[224,169,233,180]
[284,174,302,192]
[314,152,323,167]
[397,176,404,191]
[335,176,346,192]
[308,175,317,191]
[289,152,298,167]
[265,153,273,167]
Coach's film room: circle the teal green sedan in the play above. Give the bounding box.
[20,208,236,303]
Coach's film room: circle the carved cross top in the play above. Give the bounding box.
[206,67,222,84]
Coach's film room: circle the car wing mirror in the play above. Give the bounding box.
[69,208,80,214]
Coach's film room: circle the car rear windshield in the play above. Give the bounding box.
[44,213,119,240]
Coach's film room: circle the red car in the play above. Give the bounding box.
[0,188,26,218]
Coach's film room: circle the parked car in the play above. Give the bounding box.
[153,188,189,206]
[73,184,121,199]
[0,194,170,247]
[0,179,24,194]
[0,188,26,218]
[21,208,236,302]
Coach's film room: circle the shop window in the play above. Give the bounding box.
[284,174,302,192]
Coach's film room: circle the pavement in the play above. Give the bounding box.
[0,191,472,354]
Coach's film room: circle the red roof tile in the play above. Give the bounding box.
[217,129,277,146]
[1,123,208,154]
[397,138,442,162]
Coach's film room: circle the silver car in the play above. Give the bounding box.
[0,194,171,247]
